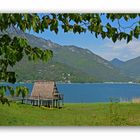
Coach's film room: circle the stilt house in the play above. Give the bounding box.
[29,81,63,108]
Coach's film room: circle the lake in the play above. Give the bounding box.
[2,83,140,103]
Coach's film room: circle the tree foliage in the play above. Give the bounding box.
[0,85,29,104]
[15,86,29,103]
[0,13,140,96]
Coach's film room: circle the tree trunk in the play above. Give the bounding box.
[22,97,24,104]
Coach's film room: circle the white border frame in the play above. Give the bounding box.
[0,0,140,13]
[0,1,140,140]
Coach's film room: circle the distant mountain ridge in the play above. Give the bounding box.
[110,58,124,68]
[1,27,134,82]
[116,57,140,80]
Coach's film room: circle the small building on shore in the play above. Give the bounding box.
[28,81,64,108]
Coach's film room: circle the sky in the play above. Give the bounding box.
[30,15,140,62]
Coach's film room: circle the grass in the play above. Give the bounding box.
[0,102,140,126]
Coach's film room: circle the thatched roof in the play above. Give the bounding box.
[31,81,60,100]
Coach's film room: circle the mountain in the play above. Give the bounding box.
[2,27,133,82]
[110,58,124,68]
[117,56,140,80]
[14,58,97,83]
[51,45,132,82]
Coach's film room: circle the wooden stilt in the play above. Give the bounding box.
[52,99,53,108]
[56,100,57,108]
[62,99,64,108]
[47,100,49,107]
[55,100,56,108]
[56,100,58,107]
[38,100,39,107]
[58,100,60,108]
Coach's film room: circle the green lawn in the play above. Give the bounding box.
[0,102,140,126]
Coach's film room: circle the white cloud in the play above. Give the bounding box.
[87,39,140,61]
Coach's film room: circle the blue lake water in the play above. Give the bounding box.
[2,83,140,103]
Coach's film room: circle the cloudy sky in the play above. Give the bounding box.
[32,29,140,62]
[31,16,140,62]
[88,39,140,61]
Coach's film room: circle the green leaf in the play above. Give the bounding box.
[101,32,106,39]
[15,86,29,98]
[112,35,117,43]
[7,72,16,83]
[127,34,132,43]
[0,86,7,96]
[134,26,140,39]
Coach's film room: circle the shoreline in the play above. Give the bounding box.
[1,81,140,85]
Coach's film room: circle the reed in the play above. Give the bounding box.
[132,97,140,103]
